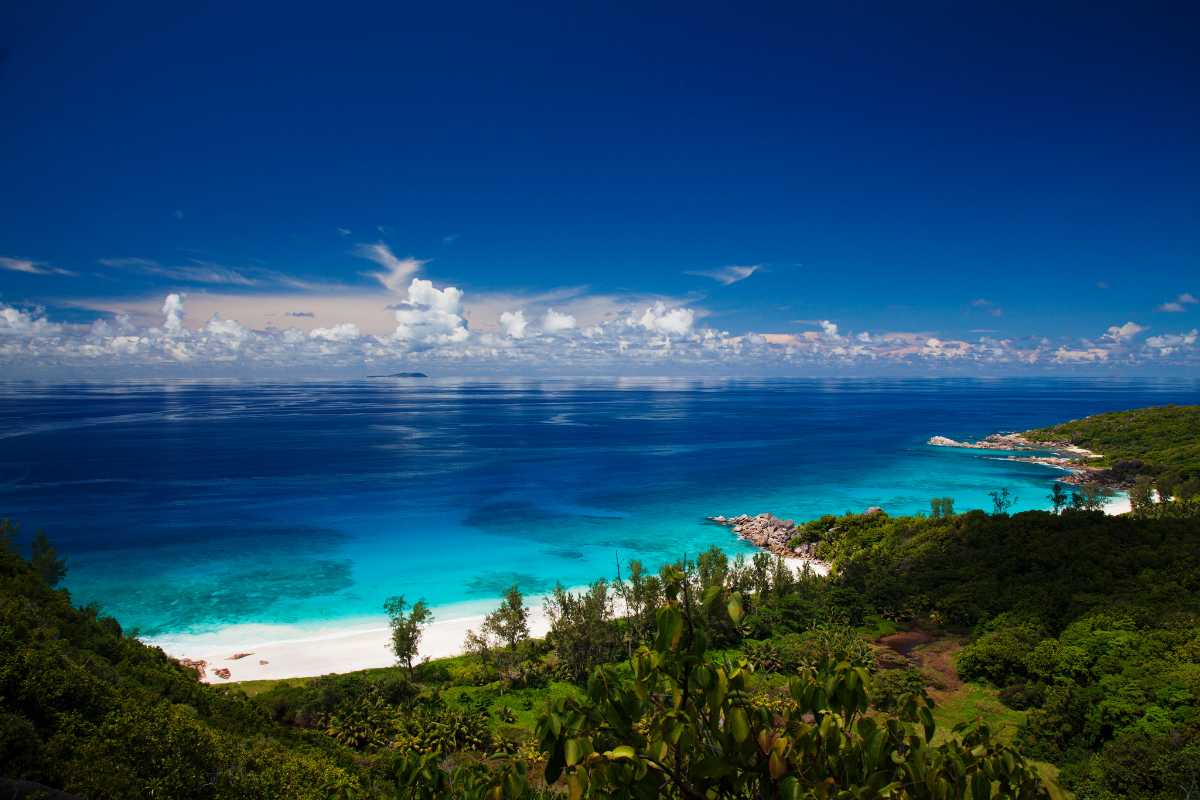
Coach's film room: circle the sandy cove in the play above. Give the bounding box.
[155,493,1123,684]
[151,595,557,685]
[155,552,830,685]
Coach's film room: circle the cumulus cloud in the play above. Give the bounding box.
[686,264,760,285]
[355,243,425,292]
[1102,321,1146,342]
[1145,329,1198,355]
[2,281,1197,375]
[309,323,361,342]
[0,306,61,336]
[636,302,694,336]
[1054,346,1110,363]
[391,278,469,345]
[0,256,76,277]
[1156,292,1198,313]
[498,310,528,339]
[162,294,185,334]
[542,309,576,333]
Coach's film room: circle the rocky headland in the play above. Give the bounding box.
[705,512,860,567]
[926,432,1142,488]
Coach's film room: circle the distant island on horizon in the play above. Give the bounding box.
[366,371,429,378]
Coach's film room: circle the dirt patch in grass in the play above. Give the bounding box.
[909,636,964,700]
[876,630,934,656]
[874,630,966,702]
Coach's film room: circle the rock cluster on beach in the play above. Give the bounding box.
[707,513,817,559]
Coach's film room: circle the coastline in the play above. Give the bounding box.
[150,594,555,684]
[153,555,830,684]
[152,435,1127,685]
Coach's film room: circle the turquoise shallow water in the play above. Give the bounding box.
[1,377,1196,636]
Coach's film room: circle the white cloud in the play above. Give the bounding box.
[0,256,76,276]
[636,302,694,336]
[162,294,185,334]
[1102,321,1146,342]
[0,306,61,336]
[204,315,251,349]
[355,243,425,292]
[4,281,1198,375]
[1054,346,1110,363]
[1145,329,1198,355]
[498,310,528,339]
[542,308,576,333]
[686,264,760,285]
[309,323,362,342]
[390,278,469,345]
[1156,292,1198,313]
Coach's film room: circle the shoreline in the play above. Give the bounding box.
[153,446,1126,684]
[927,431,1116,487]
[154,554,830,684]
[151,594,556,684]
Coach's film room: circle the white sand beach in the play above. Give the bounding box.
[1103,492,1132,515]
[151,556,830,684]
[149,595,555,684]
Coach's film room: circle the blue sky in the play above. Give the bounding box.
[1,2,1197,375]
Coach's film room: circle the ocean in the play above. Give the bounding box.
[2,377,1197,642]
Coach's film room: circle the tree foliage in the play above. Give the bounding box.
[385,595,433,677]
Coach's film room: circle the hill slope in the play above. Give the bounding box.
[0,521,364,799]
[1024,404,1200,480]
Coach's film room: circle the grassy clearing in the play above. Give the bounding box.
[929,681,1026,745]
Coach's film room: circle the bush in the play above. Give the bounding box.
[999,682,1045,711]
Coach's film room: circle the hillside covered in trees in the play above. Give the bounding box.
[1024,404,1200,492]
[4,493,1200,798]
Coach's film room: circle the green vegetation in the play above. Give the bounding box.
[385,595,433,678]
[0,519,365,799]
[1025,404,1200,494]
[4,469,1200,796]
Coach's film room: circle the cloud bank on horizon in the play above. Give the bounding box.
[1,243,1195,375]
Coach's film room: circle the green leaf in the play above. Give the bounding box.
[729,707,750,743]
[565,737,584,766]
[656,606,684,650]
[606,745,637,761]
[727,593,744,625]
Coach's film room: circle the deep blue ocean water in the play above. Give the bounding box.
[1,378,1197,638]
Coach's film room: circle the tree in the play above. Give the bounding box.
[384,595,432,677]
[534,567,1049,799]
[482,584,529,651]
[1129,475,1156,517]
[1049,482,1069,514]
[989,487,1015,516]
[545,580,619,682]
[30,531,67,587]
[1070,483,1108,512]
[614,559,662,657]
[929,497,955,518]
